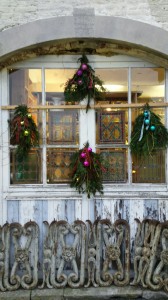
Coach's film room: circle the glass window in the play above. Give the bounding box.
[10,149,42,184]
[9,69,42,105]
[131,68,165,103]
[8,62,166,186]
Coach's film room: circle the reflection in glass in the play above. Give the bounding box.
[95,68,128,103]
[45,69,76,105]
[131,68,165,103]
[132,150,165,183]
[9,69,42,105]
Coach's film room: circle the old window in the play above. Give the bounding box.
[2,55,166,188]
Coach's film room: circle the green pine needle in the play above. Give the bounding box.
[130,105,168,158]
[70,143,104,198]
[10,105,39,160]
[64,54,106,112]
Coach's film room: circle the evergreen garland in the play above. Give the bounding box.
[70,143,105,198]
[64,54,106,112]
[130,104,168,158]
[9,105,39,159]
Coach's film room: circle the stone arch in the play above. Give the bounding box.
[1,15,168,68]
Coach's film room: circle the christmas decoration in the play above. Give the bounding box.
[64,54,106,112]
[130,104,168,158]
[70,142,105,198]
[10,105,39,159]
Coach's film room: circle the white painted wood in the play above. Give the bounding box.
[7,200,19,223]
[158,199,168,222]
[1,69,9,224]
[19,200,35,225]
[79,99,96,151]
[102,199,112,221]
[94,198,102,220]
[129,199,144,258]
[10,54,157,69]
[75,198,82,220]
[47,199,65,223]
[80,194,92,222]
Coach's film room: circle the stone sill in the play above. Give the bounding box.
[0,286,168,300]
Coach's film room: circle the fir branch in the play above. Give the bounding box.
[70,143,104,198]
[64,54,106,112]
[9,105,39,160]
[130,104,168,158]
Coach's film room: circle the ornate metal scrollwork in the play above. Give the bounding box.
[0,218,167,292]
[3,221,39,291]
[131,219,168,292]
[96,219,130,287]
[40,220,86,289]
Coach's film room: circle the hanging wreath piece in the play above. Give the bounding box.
[10,105,39,159]
[130,104,168,158]
[64,54,106,112]
[70,143,105,198]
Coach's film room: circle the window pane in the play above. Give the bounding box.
[10,150,42,184]
[47,109,79,145]
[95,68,128,103]
[131,68,165,103]
[131,107,166,183]
[96,110,128,145]
[132,150,165,183]
[100,149,127,182]
[47,149,76,183]
[96,109,128,183]
[9,69,42,105]
[45,69,76,105]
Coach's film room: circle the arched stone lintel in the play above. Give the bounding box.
[0,16,168,67]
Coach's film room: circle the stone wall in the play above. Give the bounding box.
[1,0,168,32]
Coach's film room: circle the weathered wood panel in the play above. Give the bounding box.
[159,199,168,221]
[6,197,167,228]
[143,199,158,219]
[7,200,19,223]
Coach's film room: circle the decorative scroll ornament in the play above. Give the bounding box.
[130,104,168,158]
[3,221,39,291]
[69,142,105,198]
[9,105,39,159]
[131,219,168,292]
[64,54,106,112]
[1,218,168,292]
[40,220,86,289]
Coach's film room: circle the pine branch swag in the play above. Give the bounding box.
[64,54,106,112]
[10,105,39,159]
[70,143,105,198]
[130,105,168,158]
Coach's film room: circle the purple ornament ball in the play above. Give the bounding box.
[80,152,86,158]
[77,69,83,76]
[84,160,89,167]
[88,147,92,152]
[81,64,88,71]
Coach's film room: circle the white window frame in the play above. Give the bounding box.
[0,54,168,200]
